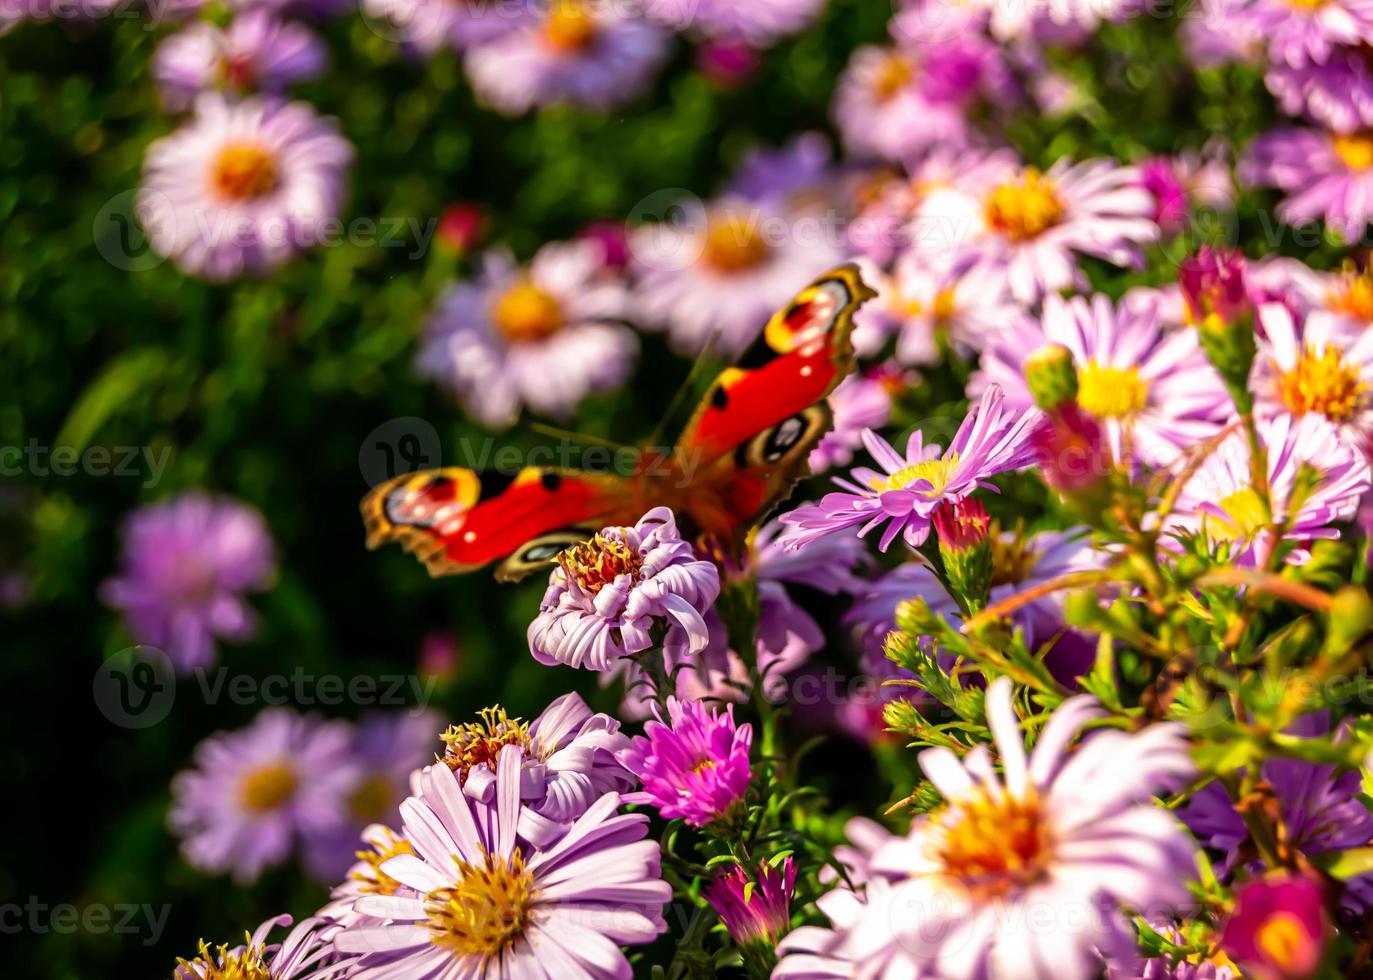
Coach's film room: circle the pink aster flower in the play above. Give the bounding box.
[1220,876,1328,980]
[527,507,721,671]
[1266,49,1373,133]
[174,914,346,979]
[859,677,1197,979]
[1240,0,1373,67]
[152,12,326,111]
[972,292,1232,467]
[333,747,671,978]
[1170,413,1371,565]
[169,709,355,884]
[705,856,797,956]
[780,384,1045,551]
[646,0,821,44]
[1241,126,1373,241]
[914,156,1158,303]
[809,371,896,473]
[137,94,352,281]
[464,1,670,114]
[617,696,752,827]
[416,240,637,428]
[631,195,845,356]
[100,492,276,673]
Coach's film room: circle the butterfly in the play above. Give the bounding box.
[360,264,876,582]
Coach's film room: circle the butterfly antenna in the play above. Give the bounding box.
[528,422,632,454]
[648,328,725,449]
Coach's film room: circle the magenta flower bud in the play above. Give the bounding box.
[704,857,796,978]
[933,499,994,609]
[1221,875,1328,980]
[435,202,486,254]
[1180,246,1250,328]
[1030,403,1112,495]
[696,39,762,88]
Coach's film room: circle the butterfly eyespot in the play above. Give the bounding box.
[540,472,562,492]
[765,280,848,354]
[737,405,830,469]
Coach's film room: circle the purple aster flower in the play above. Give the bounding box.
[727,131,835,210]
[100,491,276,674]
[1220,876,1328,979]
[809,371,896,473]
[704,856,796,962]
[464,1,670,114]
[316,823,418,928]
[333,747,671,977]
[856,677,1196,979]
[152,12,326,111]
[972,292,1232,467]
[1241,0,1373,67]
[1182,0,1265,67]
[631,196,845,357]
[359,0,530,55]
[1241,125,1373,241]
[433,692,636,845]
[527,506,721,671]
[1267,48,1373,133]
[772,870,925,978]
[174,914,346,979]
[915,156,1158,303]
[618,696,751,827]
[137,94,353,281]
[781,384,1045,551]
[416,240,638,428]
[646,0,821,44]
[169,709,355,884]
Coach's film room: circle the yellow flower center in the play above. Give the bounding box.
[349,775,395,823]
[238,762,296,813]
[559,533,644,595]
[989,532,1039,588]
[441,707,531,781]
[1329,268,1373,322]
[869,453,960,496]
[177,939,272,980]
[702,215,771,273]
[1333,132,1373,171]
[1205,486,1268,544]
[1256,911,1310,971]
[984,169,1064,242]
[426,851,536,958]
[493,281,564,343]
[930,787,1051,898]
[1276,344,1367,423]
[931,287,958,322]
[351,830,416,896]
[543,0,597,51]
[210,143,279,202]
[872,53,914,101]
[1077,362,1150,419]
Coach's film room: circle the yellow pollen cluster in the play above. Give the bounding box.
[1205,486,1268,544]
[1277,344,1367,423]
[426,851,536,958]
[1328,267,1373,323]
[1255,912,1310,971]
[872,53,914,101]
[702,216,771,272]
[210,143,279,202]
[493,281,564,343]
[869,453,961,496]
[984,169,1064,241]
[543,0,597,51]
[441,707,531,780]
[1333,131,1373,171]
[238,762,296,813]
[1077,362,1150,419]
[559,534,644,594]
[176,938,273,980]
[931,787,1051,896]
[989,531,1039,588]
[351,830,416,896]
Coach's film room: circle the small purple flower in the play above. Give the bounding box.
[727,131,835,209]
[169,709,355,884]
[153,12,326,111]
[618,696,752,827]
[527,506,721,671]
[174,914,345,979]
[101,492,276,673]
[781,384,1044,551]
[705,856,796,950]
[1241,126,1373,241]
[1140,153,1235,235]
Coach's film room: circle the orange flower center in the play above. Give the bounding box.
[351,829,415,897]
[984,169,1064,242]
[544,0,597,51]
[702,215,771,272]
[426,851,536,957]
[1276,344,1367,423]
[930,787,1052,897]
[872,53,915,101]
[559,533,643,594]
[210,142,279,202]
[238,762,296,813]
[493,281,564,342]
[441,707,532,780]
[1328,268,1373,322]
[1333,132,1373,171]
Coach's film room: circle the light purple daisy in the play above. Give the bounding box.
[858,677,1196,979]
[174,914,346,979]
[169,708,355,884]
[1267,47,1373,133]
[332,747,671,978]
[1241,125,1373,241]
[780,384,1045,551]
[971,292,1232,467]
[617,696,752,827]
[631,195,845,356]
[359,0,530,55]
[137,93,353,281]
[416,240,638,428]
[527,506,721,671]
[1171,412,1370,565]
[914,156,1158,303]
[100,491,276,674]
[152,12,326,111]
[809,371,896,473]
[464,1,670,114]
[1240,0,1373,67]
[316,823,420,928]
[645,0,821,44]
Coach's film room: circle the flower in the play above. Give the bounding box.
[727,131,835,210]
[1238,0,1373,67]
[1266,49,1373,133]
[972,292,1232,467]
[808,371,895,473]
[1241,126,1373,241]
[332,747,671,978]
[647,0,822,45]
[100,492,276,673]
[434,202,486,254]
[169,709,355,883]
[781,384,1044,551]
[464,1,670,114]
[1138,153,1234,235]
[915,156,1158,303]
[696,38,763,87]
[152,12,326,111]
[705,857,796,974]
[527,507,721,671]
[359,0,529,56]
[1169,413,1370,565]
[416,241,638,428]
[618,696,752,827]
[436,692,636,844]
[1220,876,1328,980]
[137,94,352,281]
[858,677,1196,979]
[174,914,345,979]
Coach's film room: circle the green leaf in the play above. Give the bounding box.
[55,347,170,451]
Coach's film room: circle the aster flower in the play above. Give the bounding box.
[1181,0,1264,67]
[1169,413,1370,566]
[1266,49,1373,133]
[527,507,721,671]
[617,696,752,827]
[152,12,326,111]
[416,240,638,429]
[1241,0,1373,67]
[704,857,796,974]
[464,0,671,115]
[333,747,671,978]
[781,384,1045,551]
[1137,152,1235,235]
[972,292,1232,467]
[137,94,352,281]
[859,677,1196,979]
[727,131,835,211]
[631,196,844,357]
[1220,876,1328,979]
[359,0,529,55]
[100,491,276,673]
[646,0,821,45]
[175,914,346,979]
[316,823,418,928]
[1241,126,1373,241]
[809,371,896,473]
[169,709,355,883]
[914,156,1158,303]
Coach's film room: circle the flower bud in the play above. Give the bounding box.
[1030,403,1112,496]
[436,203,486,255]
[933,499,993,610]
[1024,344,1079,411]
[1180,247,1256,409]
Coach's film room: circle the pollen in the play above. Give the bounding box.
[210,143,279,202]
[869,453,960,496]
[984,169,1064,242]
[1255,911,1311,972]
[1205,487,1268,544]
[441,707,531,781]
[426,850,536,958]
[237,762,296,813]
[543,0,597,51]
[493,281,564,343]
[1277,344,1367,423]
[1328,267,1373,323]
[351,830,416,897]
[989,530,1039,588]
[1332,132,1373,171]
[702,215,771,273]
[872,53,914,101]
[929,787,1052,897]
[559,534,643,595]
[177,938,273,980]
[1077,361,1149,419]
